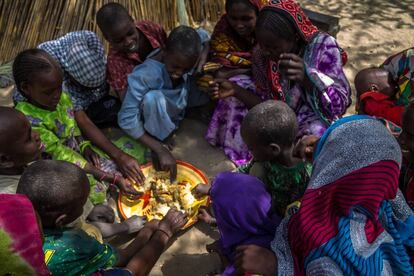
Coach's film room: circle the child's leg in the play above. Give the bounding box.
[142,90,178,141]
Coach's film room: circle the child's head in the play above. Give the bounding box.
[241,100,298,162]
[96,3,137,54]
[399,102,414,161]
[163,26,201,81]
[225,0,260,39]
[17,160,90,228]
[0,107,41,169]
[13,49,63,111]
[354,67,397,98]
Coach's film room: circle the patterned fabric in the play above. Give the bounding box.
[13,31,109,111]
[381,47,414,106]
[107,21,167,92]
[206,75,257,166]
[264,161,312,216]
[0,194,50,276]
[239,160,312,216]
[253,0,351,138]
[39,31,106,88]
[15,92,146,204]
[205,1,264,165]
[208,0,265,69]
[43,228,117,276]
[271,116,414,275]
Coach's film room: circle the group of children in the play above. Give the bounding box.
[1,0,414,275]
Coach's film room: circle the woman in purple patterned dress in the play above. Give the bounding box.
[209,0,351,141]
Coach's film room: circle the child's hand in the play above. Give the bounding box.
[234,245,277,276]
[83,146,101,168]
[115,176,141,196]
[153,148,177,182]
[114,152,145,185]
[158,208,188,237]
[293,135,320,161]
[278,53,305,83]
[208,79,236,100]
[192,183,210,199]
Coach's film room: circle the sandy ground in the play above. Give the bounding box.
[1,1,413,275]
[151,1,414,275]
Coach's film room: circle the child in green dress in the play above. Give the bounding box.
[194,101,312,218]
[13,48,143,204]
[17,160,188,276]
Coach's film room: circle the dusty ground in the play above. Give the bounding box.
[1,1,413,275]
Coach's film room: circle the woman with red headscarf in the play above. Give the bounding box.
[209,0,351,140]
[204,0,266,166]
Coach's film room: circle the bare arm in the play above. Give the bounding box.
[75,110,144,184]
[138,133,177,181]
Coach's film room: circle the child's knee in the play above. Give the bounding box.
[143,90,166,107]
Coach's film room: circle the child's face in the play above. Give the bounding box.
[226,2,257,38]
[23,67,63,111]
[256,27,296,61]
[399,108,414,161]
[1,114,42,167]
[164,51,198,81]
[105,19,140,54]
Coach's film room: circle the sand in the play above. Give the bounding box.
[151,1,414,275]
[0,0,413,274]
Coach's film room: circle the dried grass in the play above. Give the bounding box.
[0,0,225,64]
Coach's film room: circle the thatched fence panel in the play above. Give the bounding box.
[0,0,226,64]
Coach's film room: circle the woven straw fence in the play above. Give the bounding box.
[0,0,226,64]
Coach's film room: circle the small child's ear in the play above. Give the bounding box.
[269,143,281,156]
[0,154,15,169]
[55,214,68,228]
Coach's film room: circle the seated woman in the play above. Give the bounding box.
[209,0,351,139]
[204,0,266,166]
[356,48,414,126]
[231,115,414,275]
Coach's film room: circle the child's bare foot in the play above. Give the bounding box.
[198,207,216,225]
[206,240,228,274]
[192,183,210,199]
[125,215,147,234]
[87,204,115,223]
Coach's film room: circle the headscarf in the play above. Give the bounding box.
[206,0,267,69]
[271,115,414,275]
[63,41,106,88]
[381,47,414,106]
[260,0,319,100]
[211,172,281,275]
[38,31,106,88]
[0,194,50,276]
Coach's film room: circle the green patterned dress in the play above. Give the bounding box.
[16,92,146,204]
[239,161,312,216]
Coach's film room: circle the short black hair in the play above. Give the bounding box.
[96,2,133,35]
[17,160,89,220]
[12,48,55,92]
[256,9,297,42]
[242,100,298,146]
[165,26,201,59]
[225,0,259,13]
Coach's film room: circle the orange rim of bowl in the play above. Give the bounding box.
[117,160,210,228]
